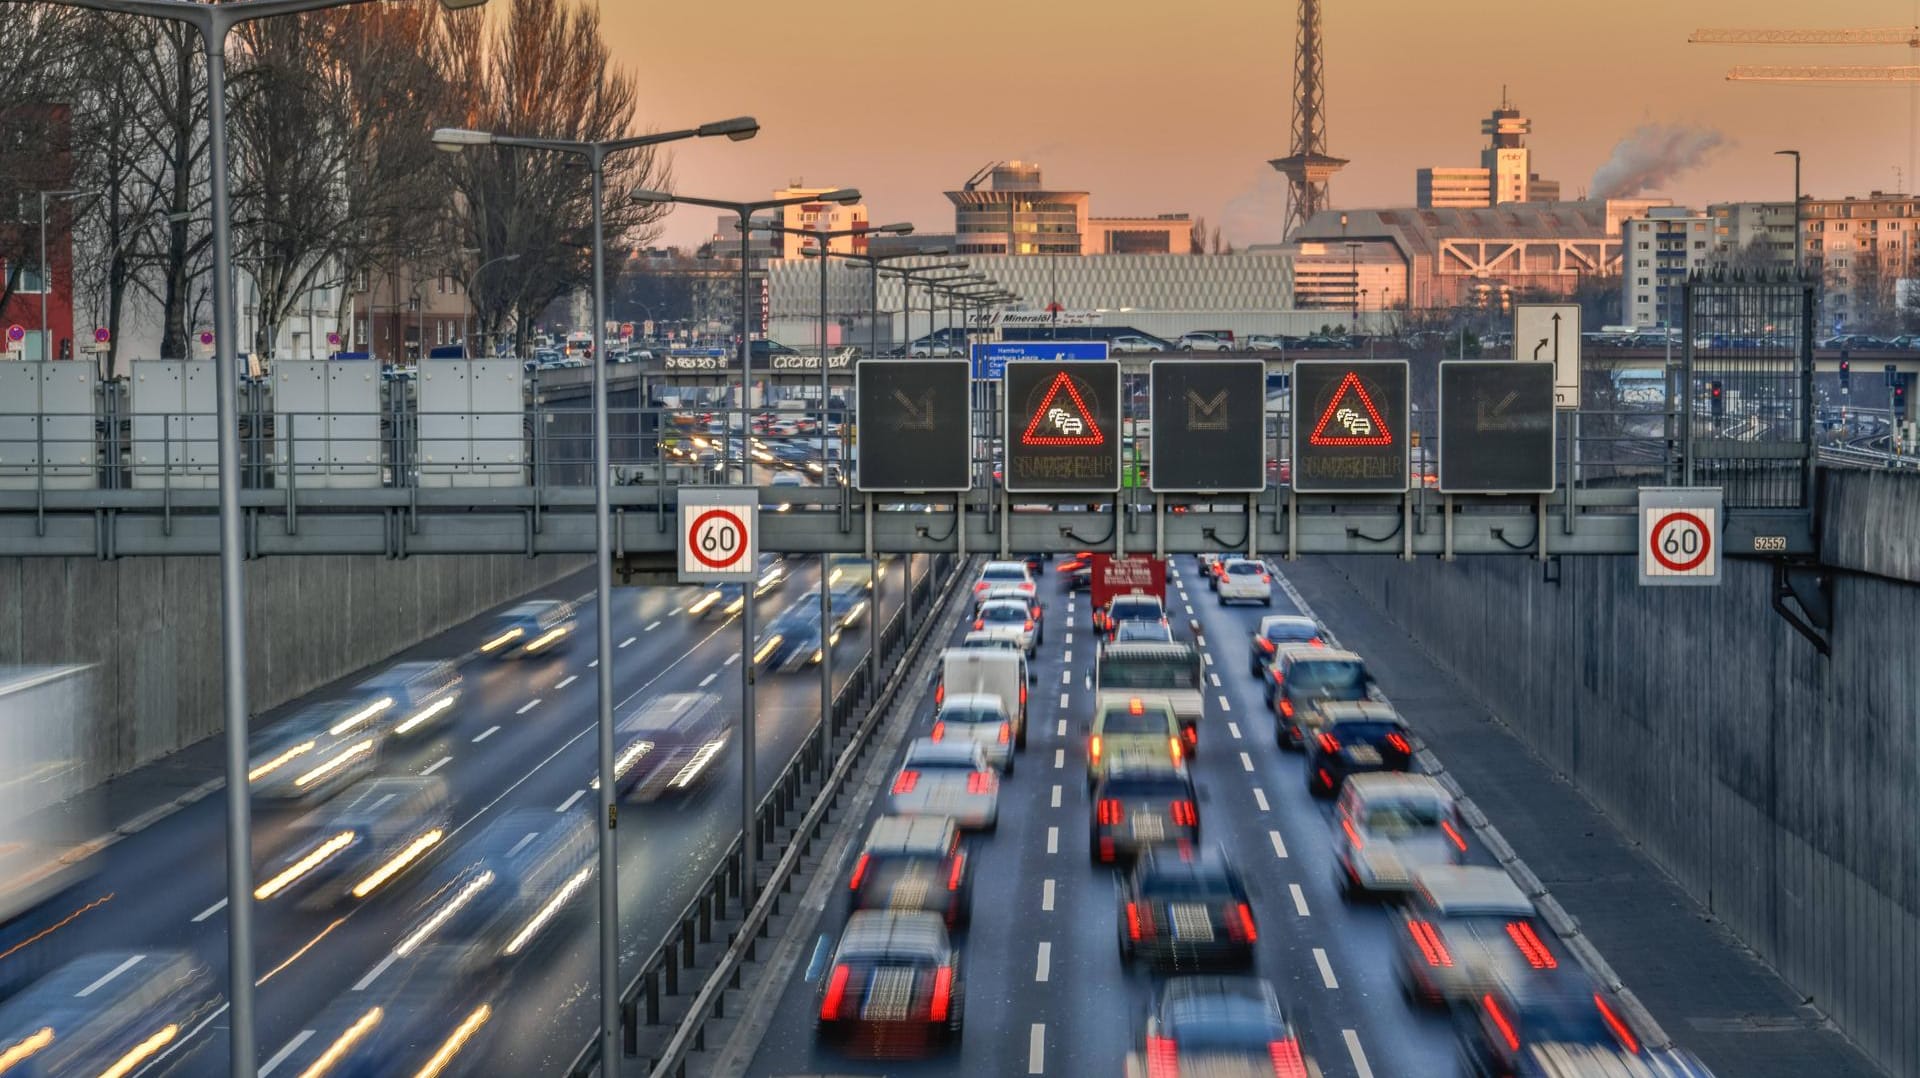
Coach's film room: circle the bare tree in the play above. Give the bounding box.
[1187,215,1208,256]
[0,7,86,323]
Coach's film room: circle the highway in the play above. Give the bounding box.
[0,552,925,1076]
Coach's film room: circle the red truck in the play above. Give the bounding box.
[1089,554,1168,632]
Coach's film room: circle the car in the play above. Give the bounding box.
[1094,594,1168,639]
[1250,614,1324,676]
[1395,866,1566,1007]
[392,808,595,972]
[753,603,839,672]
[972,582,1042,619]
[795,586,868,633]
[1016,552,1050,575]
[974,598,1041,655]
[253,776,450,908]
[1112,620,1174,644]
[1458,975,1654,1077]
[248,699,385,804]
[1123,977,1310,1077]
[1177,331,1234,352]
[931,692,1015,773]
[600,692,731,800]
[1111,334,1168,354]
[479,598,579,659]
[1268,645,1373,749]
[1095,642,1204,753]
[957,630,1024,652]
[1117,846,1257,970]
[352,659,463,739]
[1086,695,1183,790]
[1215,558,1273,605]
[0,950,223,1078]
[1090,757,1198,865]
[973,560,1037,600]
[815,910,963,1056]
[847,816,972,928]
[1332,773,1466,899]
[1305,701,1414,797]
[687,557,787,617]
[886,738,1000,831]
[1245,333,1287,351]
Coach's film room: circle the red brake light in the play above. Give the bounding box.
[1505,921,1557,969]
[1089,735,1102,761]
[893,770,919,794]
[1317,732,1340,754]
[935,684,944,706]
[1182,726,1197,745]
[1097,798,1123,825]
[1260,574,1271,583]
[1258,637,1276,653]
[1442,820,1468,852]
[821,964,851,1019]
[1386,732,1411,754]
[974,582,988,592]
[1146,1034,1178,1078]
[1169,800,1197,827]
[929,965,954,1021]
[1309,638,1326,648]
[1484,994,1520,1052]
[1342,817,1365,849]
[1269,1037,1308,1078]
[1019,684,1027,704]
[1595,994,1640,1053]
[997,721,1011,744]
[1279,699,1293,717]
[1125,900,1144,940]
[930,721,946,741]
[1408,919,1454,967]
[849,853,870,891]
[1233,902,1258,942]
[1024,620,1034,631]
[973,619,984,631]
[1169,737,1182,762]
[967,772,995,794]
[947,853,965,891]
[1129,698,1145,714]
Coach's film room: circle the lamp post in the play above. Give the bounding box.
[1775,149,1803,278]
[435,116,759,1075]
[878,261,972,351]
[1346,241,1363,327]
[0,3,492,1072]
[36,188,94,361]
[799,245,947,357]
[460,252,521,356]
[629,183,860,916]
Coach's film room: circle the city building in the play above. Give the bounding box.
[757,185,869,261]
[349,262,472,362]
[1800,191,1920,330]
[1,103,75,363]
[1087,215,1193,255]
[943,161,1190,256]
[1415,97,1562,210]
[1288,240,1404,313]
[1620,207,1711,329]
[1707,201,1796,274]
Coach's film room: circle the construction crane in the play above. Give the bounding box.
[1729,65,1920,82]
[1692,24,1920,81]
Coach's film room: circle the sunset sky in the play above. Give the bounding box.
[602,0,1920,248]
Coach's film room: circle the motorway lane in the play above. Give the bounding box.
[741,558,1623,1078]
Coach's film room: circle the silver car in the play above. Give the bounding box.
[1215,559,1273,605]
[931,693,1014,774]
[1332,774,1465,898]
[248,700,384,804]
[974,598,1040,655]
[886,738,1000,832]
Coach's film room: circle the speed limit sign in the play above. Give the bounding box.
[678,488,759,582]
[1638,487,1722,586]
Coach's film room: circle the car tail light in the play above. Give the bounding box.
[1505,922,1556,969]
[1260,574,1271,583]
[1145,1034,1178,1078]
[1442,820,1468,852]
[1019,684,1027,705]
[929,966,954,1021]
[1023,620,1034,631]
[1182,726,1196,745]
[934,684,944,706]
[1317,732,1341,754]
[930,721,946,741]
[1342,817,1365,849]
[1097,798,1123,825]
[1279,699,1293,717]
[997,722,1011,744]
[1125,901,1145,940]
[1169,800,1197,827]
[1595,994,1640,1053]
[848,854,870,891]
[1089,735,1103,762]
[1269,1038,1308,1078]
[1169,737,1182,763]
[1129,698,1145,714]
[893,771,919,794]
[1227,902,1257,942]
[1309,638,1325,648]
[1408,919,1454,967]
[947,853,966,891]
[967,772,995,794]
[973,619,984,630]
[1317,768,1334,790]
[1484,994,1520,1052]
[1258,637,1276,653]
[1098,837,1115,861]
[974,582,988,592]
[820,964,851,1019]
[1386,732,1411,754]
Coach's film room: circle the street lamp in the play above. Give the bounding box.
[1775,149,1802,277]
[434,117,758,1076]
[35,188,95,361]
[878,261,972,351]
[800,245,951,357]
[1346,241,1363,327]
[628,182,858,916]
[459,252,520,355]
[0,3,492,1073]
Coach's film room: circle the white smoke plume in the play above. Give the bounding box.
[1590,124,1730,200]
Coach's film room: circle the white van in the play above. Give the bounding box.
[937,648,1035,749]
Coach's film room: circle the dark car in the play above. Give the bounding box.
[1128,976,1311,1077]
[1113,620,1175,644]
[1305,701,1414,797]
[816,911,964,1057]
[754,603,835,672]
[1458,976,1651,1078]
[1268,647,1373,750]
[392,808,595,971]
[1249,614,1324,677]
[603,692,731,800]
[848,815,971,928]
[1091,760,1199,865]
[1118,846,1257,970]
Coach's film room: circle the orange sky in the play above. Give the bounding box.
[601,0,1920,248]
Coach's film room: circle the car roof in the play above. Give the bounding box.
[617,692,724,737]
[1347,772,1450,803]
[1095,695,1179,718]
[903,738,985,766]
[504,599,565,616]
[1413,866,1533,916]
[1319,701,1403,725]
[1157,974,1281,1016]
[980,561,1029,575]
[1099,642,1196,661]
[978,599,1031,614]
[864,814,957,854]
[1114,622,1173,640]
[960,631,1023,649]
[837,910,951,962]
[940,692,1006,714]
[1109,594,1164,608]
[1278,646,1363,664]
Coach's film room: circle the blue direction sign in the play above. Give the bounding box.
[970,341,1109,380]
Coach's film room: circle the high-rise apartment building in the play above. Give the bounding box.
[1415,97,1561,210]
[1620,207,1711,328]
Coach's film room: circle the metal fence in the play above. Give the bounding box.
[1682,274,1817,509]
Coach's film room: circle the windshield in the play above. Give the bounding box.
[1264,621,1318,643]
[1226,562,1264,576]
[940,703,1004,724]
[1138,870,1235,900]
[1287,660,1367,693]
[980,604,1028,624]
[1100,658,1197,691]
[1362,800,1446,832]
[1100,707,1173,734]
[1110,599,1162,621]
[1332,721,1404,743]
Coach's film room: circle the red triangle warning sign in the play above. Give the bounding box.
[1021,371,1107,446]
[1307,371,1394,447]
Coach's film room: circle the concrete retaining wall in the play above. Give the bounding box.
[0,554,587,781]
[1328,552,1919,1077]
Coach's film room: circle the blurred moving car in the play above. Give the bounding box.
[973,598,1041,656]
[0,950,223,1078]
[601,692,732,800]
[847,815,972,929]
[1457,976,1655,1077]
[1113,620,1175,644]
[1091,757,1198,865]
[753,603,840,672]
[1250,614,1324,677]
[253,776,450,908]
[1396,866,1564,1007]
[1095,643,1204,754]
[1086,696,1183,790]
[393,808,595,971]
[247,699,385,805]
[886,738,1000,832]
[938,648,1033,749]
[352,659,463,739]
[479,598,578,659]
[1093,594,1167,639]
[1332,774,1466,899]
[815,911,964,1056]
[1123,976,1311,1077]
[1117,846,1258,970]
[1268,646,1373,750]
[687,556,786,617]
[269,946,497,1077]
[973,560,1037,601]
[930,692,1015,773]
[1305,701,1414,797]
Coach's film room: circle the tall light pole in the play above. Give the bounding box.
[1346,241,1363,327]
[1,3,491,1072]
[36,188,94,361]
[1775,149,1803,278]
[799,245,947,357]
[460,251,521,356]
[630,183,860,913]
[435,116,759,1075]
[882,265,980,350]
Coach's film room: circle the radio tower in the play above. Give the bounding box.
[1269,0,1347,239]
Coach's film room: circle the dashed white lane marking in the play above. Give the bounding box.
[1344,1030,1375,1078]
[352,951,399,992]
[619,636,636,649]
[1035,941,1052,982]
[1053,749,1065,769]
[700,673,719,687]
[1042,879,1055,911]
[191,899,227,924]
[1228,721,1242,740]
[1314,948,1339,988]
[725,651,741,666]
[1059,694,1069,709]
[1253,787,1270,812]
[556,789,586,813]
[644,620,661,632]
[1184,603,1194,614]
[1209,672,1221,687]
[420,755,452,777]
[1064,632,1073,644]
[1063,649,1072,663]
[588,660,599,668]
[556,675,578,689]
[1061,670,1071,684]
[669,606,683,616]
[1050,784,1062,808]
[1203,653,1214,666]
[259,1030,314,1076]
[1047,827,1059,854]
[1290,883,1311,917]
[1056,718,1067,736]
[1195,634,1207,647]
[1217,696,1232,711]
[1269,830,1289,858]
[1239,752,1255,772]
[517,699,541,715]
[473,725,500,744]
[1029,1024,1046,1074]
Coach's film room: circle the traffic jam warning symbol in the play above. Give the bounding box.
[1637,487,1722,587]
[1004,360,1121,493]
[677,488,759,583]
[1290,360,1410,494]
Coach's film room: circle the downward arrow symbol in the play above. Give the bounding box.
[894,388,937,431]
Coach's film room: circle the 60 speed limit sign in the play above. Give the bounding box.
[1638,487,1722,587]
[678,489,759,583]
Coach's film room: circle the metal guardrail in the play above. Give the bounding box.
[562,552,963,1077]
[1817,444,1920,470]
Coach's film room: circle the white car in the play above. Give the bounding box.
[931,692,1014,773]
[1177,332,1233,352]
[1214,558,1272,605]
[974,599,1040,655]
[886,739,1000,831]
[1111,335,1167,354]
[973,560,1037,601]
[1333,774,1465,898]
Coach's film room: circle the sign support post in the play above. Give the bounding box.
[677,488,760,893]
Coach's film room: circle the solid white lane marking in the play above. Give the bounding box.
[1269,830,1288,858]
[1047,827,1059,854]
[556,789,586,813]
[1344,1030,1375,1078]
[1314,948,1339,988]
[1053,749,1065,769]
[556,675,578,689]
[191,899,227,924]
[1291,883,1310,917]
[644,620,661,632]
[1029,1024,1045,1074]
[1035,941,1052,982]
[1217,695,1231,711]
[352,951,399,992]
[1042,879,1055,911]
[699,673,719,687]
[1209,672,1222,687]
[619,636,636,649]
[1061,670,1071,684]
[420,755,452,777]
[1050,784,1062,808]
[473,725,500,744]
[725,651,741,666]
[259,1030,314,1077]
[1228,721,1242,740]
[1239,752,1255,772]
[517,699,541,715]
